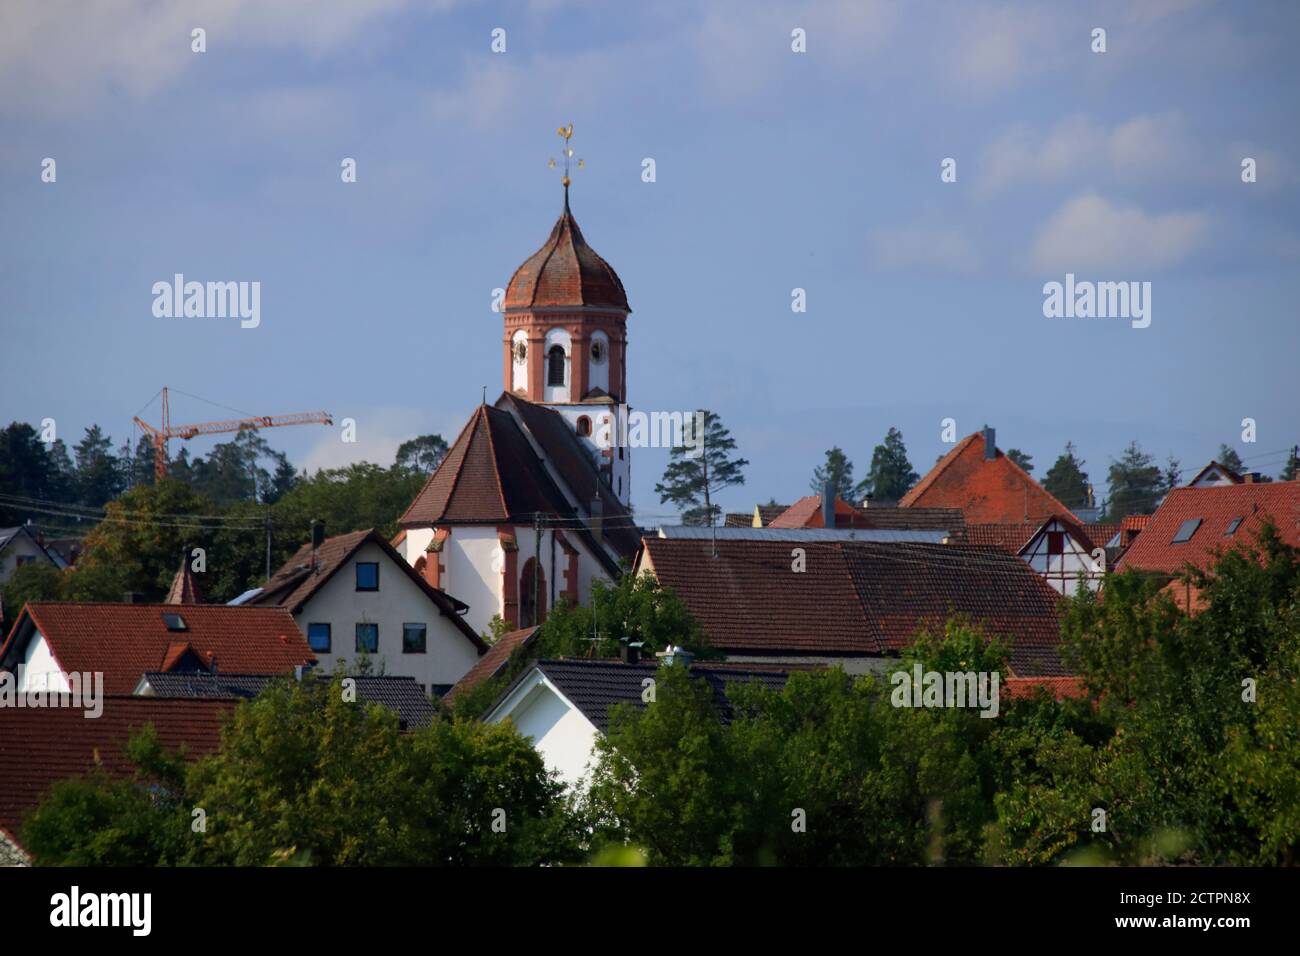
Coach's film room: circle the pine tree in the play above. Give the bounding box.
[1105,441,1163,519]
[1043,442,1090,511]
[1217,444,1244,473]
[858,427,918,503]
[810,447,856,501]
[1006,449,1034,473]
[1280,447,1299,482]
[72,425,123,508]
[656,410,748,526]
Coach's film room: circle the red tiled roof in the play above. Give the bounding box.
[900,432,1078,524]
[771,497,964,533]
[444,626,539,702]
[250,529,485,652]
[503,201,629,312]
[769,495,862,528]
[0,697,233,850]
[1116,481,1300,575]
[0,603,314,695]
[962,523,1041,553]
[1084,523,1121,549]
[1004,676,1087,701]
[638,537,1067,675]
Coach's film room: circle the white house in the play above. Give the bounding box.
[1016,516,1105,596]
[246,528,487,697]
[0,525,60,586]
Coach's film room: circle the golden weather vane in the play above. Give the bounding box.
[547,123,584,189]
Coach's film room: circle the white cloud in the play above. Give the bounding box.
[1030,193,1208,272]
[869,221,981,275]
[946,4,1057,94]
[300,404,461,473]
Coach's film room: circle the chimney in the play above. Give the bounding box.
[310,519,324,572]
[983,426,996,460]
[619,639,641,665]
[590,496,604,544]
[821,480,835,529]
[656,644,694,668]
[1245,472,1260,484]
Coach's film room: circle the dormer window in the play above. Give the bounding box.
[162,612,187,632]
[547,345,566,386]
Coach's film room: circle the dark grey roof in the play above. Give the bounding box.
[512,659,790,732]
[139,672,437,729]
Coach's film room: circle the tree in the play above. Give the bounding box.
[1159,455,1182,496]
[0,422,67,525]
[1,561,65,630]
[1281,447,1299,482]
[655,410,748,526]
[395,434,449,476]
[1042,442,1090,511]
[858,427,918,503]
[810,447,856,501]
[1217,444,1244,473]
[1006,449,1034,474]
[1105,441,1163,519]
[72,425,123,508]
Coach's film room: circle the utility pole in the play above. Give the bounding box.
[701,412,717,558]
[533,512,543,627]
[265,508,272,583]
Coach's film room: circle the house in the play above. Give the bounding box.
[655,525,949,544]
[0,525,60,586]
[485,654,790,788]
[634,537,1068,676]
[1015,516,1105,595]
[245,528,486,697]
[767,492,965,536]
[134,672,438,730]
[444,625,539,703]
[0,602,313,695]
[724,504,790,528]
[900,427,1080,524]
[1186,460,1245,488]
[0,696,234,861]
[1115,480,1300,609]
[394,194,641,636]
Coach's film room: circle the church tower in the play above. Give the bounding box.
[501,125,632,506]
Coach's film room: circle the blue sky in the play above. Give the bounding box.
[2,0,1298,521]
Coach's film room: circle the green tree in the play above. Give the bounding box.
[1217,444,1244,473]
[810,446,856,501]
[858,427,918,503]
[1006,449,1034,474]
[395,434,449,476]
[72,425,123,508]
[1281,447,1299,482]
[1105,441,1163,519]
[0,422,67,525]
[655,410,748,526]
[1042,442,1090,510]
[2,560,66,629]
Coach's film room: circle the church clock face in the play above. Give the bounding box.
[513,340,527,364]
[590,339,606,363]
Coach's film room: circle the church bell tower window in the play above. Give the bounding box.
[547,345,566,386]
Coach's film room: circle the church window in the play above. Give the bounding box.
[590,339,606,363]
[547,345,566,386]
[576,416,592,436]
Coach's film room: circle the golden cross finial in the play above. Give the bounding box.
[547,122,584,190]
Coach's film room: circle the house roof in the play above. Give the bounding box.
[1004,676,1087,701]
[1115,481,1300,575]
[249,529,486,653]
[444,626,539,703]
[1084,522,1121,550]
[165,556,205,605]
[0,696,233,848]
[638,537,1066,675]
[0,526,58,566]
[138,672,437,729]
[503,199,630,313]
[771,497,965,535]
[962,523,1042,553]
[0,603,314,695]
[500,658,789,733]
[1187,460,1244,486]
[899,432,1079,524]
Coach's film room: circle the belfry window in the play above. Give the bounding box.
[576,416,592,436]
[547,345,566,386]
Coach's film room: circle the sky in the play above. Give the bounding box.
[2,0,1298,523]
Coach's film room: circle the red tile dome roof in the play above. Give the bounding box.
[504,196,629,312]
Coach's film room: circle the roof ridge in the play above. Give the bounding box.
[477,405,512,519]
[901,432,979,506]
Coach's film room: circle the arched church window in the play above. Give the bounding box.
[547,345,566,386]
[576,416,592,436]
[590,339,606,363]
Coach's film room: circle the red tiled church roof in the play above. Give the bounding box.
[1116,481,1300,575]
[0,603,314,695]
[503,199,629,313]
[900,431,1078,524]
[0,697,233,851]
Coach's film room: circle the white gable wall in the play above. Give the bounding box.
[17,631,71,693]
[488,672,600,790]
[295,540,480,691]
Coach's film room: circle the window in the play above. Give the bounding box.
[15,554,34,567]
[355,562,379,591]
[162,612,187,632]
[547,345,566,386]
[590,338,606,363]
[402,623,427,654]
[355,622,378,653]
[308,623,332,653]
[1172,518,1202,543]
[576,416,592,436]
[1047,532,1064,556]
[1224,516,1244,536]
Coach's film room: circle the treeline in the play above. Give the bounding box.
[23,524,1300,866]
[0,420,449,622]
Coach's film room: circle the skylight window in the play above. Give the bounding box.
[1172,519,1202,544]
[162,612,188,632]
[1224,516,1244,536]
